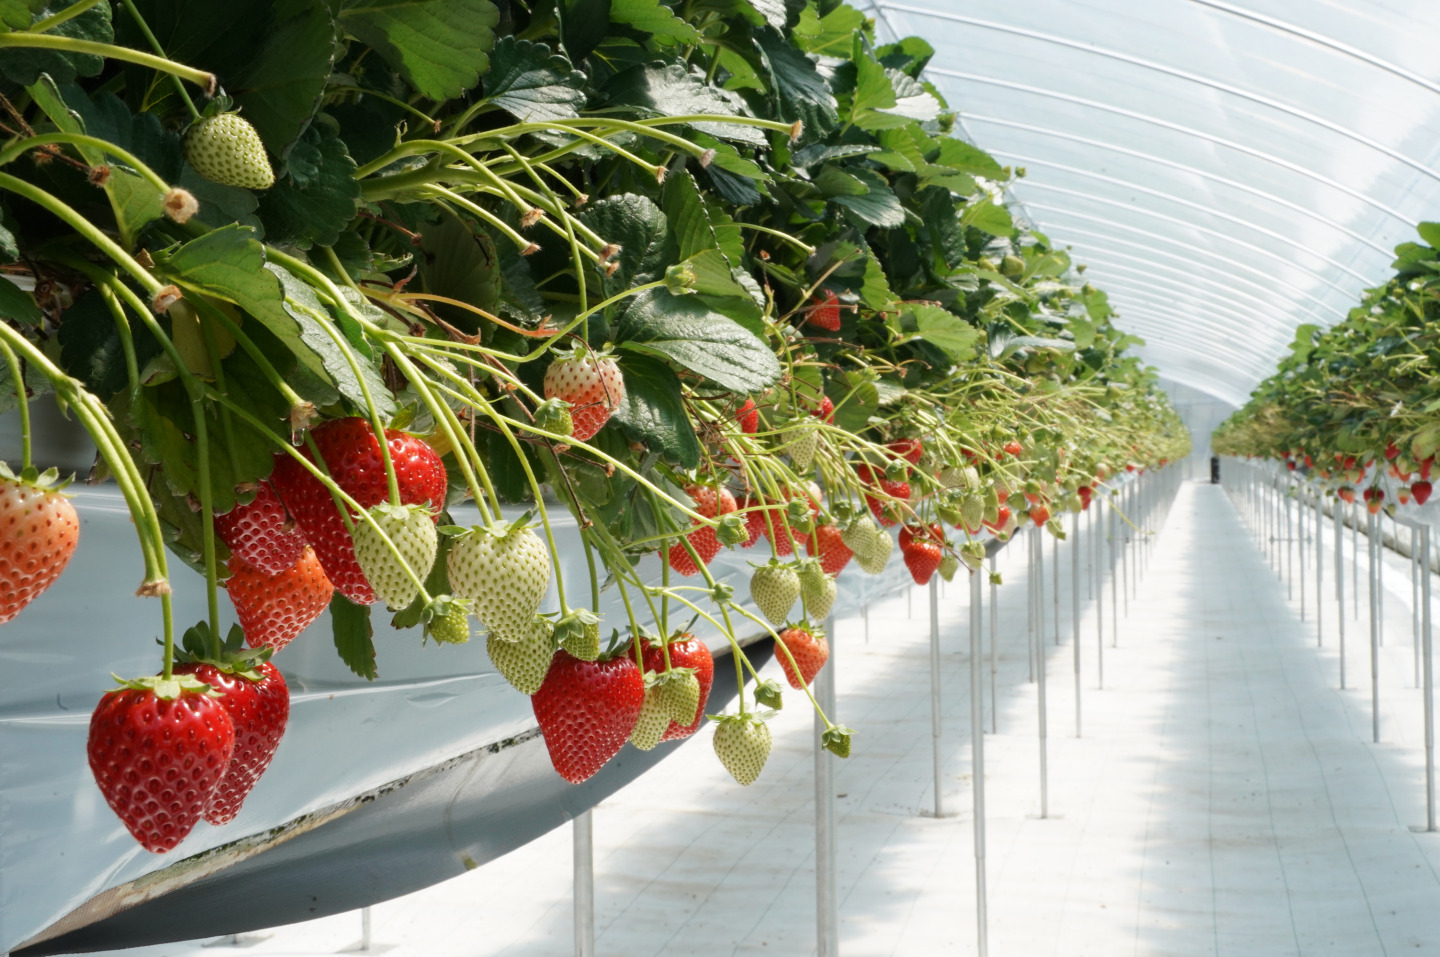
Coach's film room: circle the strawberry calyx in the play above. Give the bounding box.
[821,724,854,759]
[0,461,74,494]
[173,620,273,683]
[109,671,224,700]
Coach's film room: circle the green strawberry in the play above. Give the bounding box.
[487,617,555,695]
[448,520,551,636]
[938,553,961,582]
[750,560,800,625]
[712,713,772,786]
[785,421,819,472]
[184,113,274,190]
[797,558,836,621]
[628,681,670,751]
[353,502,438,610]
[424,595,473,645]
[553,607,601,661]
[654,668,702,725]
[961,494,985,530]
[843,515,891,574]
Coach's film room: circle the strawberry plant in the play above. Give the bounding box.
[0,0,1190,855]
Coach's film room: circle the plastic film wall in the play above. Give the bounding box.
[865,0,1440,406]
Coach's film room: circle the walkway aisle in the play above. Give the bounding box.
[97,482,1440,957]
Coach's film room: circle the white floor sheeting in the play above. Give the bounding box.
[93,480,1440,956]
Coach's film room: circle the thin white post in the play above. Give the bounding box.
[989,551,998,734]
[1073,507,1082,738]
[1053,531,1060,646]
[1110,498,1119,648]
[929,577,943,818]
[1337,500,1347,690]
[815,611,838,957]
[1422,524,1435,831]
[574,813,594,957]
[1416,528,1423,688]
[1316,492,1324,648]
[969,568,989,957]
[1095,501,1105,690]
[1299,487,1306,620]
[1370,512,1381,744]
[1035,529,1049,818]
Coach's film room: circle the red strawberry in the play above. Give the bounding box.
[543,351,626,442]
[270,418,447,605]
[984,505,1012,534]
[806,524,854,576]
[1337,487,1356,504]
[0,464,79,624]
[174,660,289,825]
[667,485,738,575]
[1029,504,1051,526]
[855,463,910,527]
[1386,441,1400,461]
[777,623,829,689]
[532,650,645,783]
[888,437,923,466]
[1001,440,1023,458]
[214,482,304,576]
[809,395,834,423]
[735,398,759,434]
[899,523,943,585]
[636,634,715,741]
[807,289,841,331]
[87,677,235,852]
[739,495,767,548]
[227,546,333,652]
[1414,481,1433,505]
[1423,458,1435,481]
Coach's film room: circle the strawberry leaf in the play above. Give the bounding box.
[480,38,587,123]
[331,593,377,680]
[616,289,781,393]
[338,0,499,100]
[610,354,702,468]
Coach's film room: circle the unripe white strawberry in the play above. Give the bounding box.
[629,684,671,751]
[447,520,551,636]
[750,560,800,625]
[352,502,437,610]
[487,617,555,695]
[797,559,836,620]
[184,113,274,190]
[712,713,771,786]
[542,351,625,442]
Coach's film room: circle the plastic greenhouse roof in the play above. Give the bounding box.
[862,0,1440,407]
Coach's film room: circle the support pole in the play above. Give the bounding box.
[1036,529,1049,819]
[1416,528,1423,688]
[1110,498,1119,648]
[1337,500,1347,690]
[989,551,998,735]
[815,611,838,957]
[1299,487,1306,620]
[1073,506,1082,738]
[1316,493,1324,648]
[1422,525,1435,832]
[361,908,373,953]
[1369,512,1381,744]
[1095,502,1105,690]
[573,813,594,957]
[1053,531,1060,646]
[1353,501,1360,620]
[929,577,943,818]
[969,568,989,957]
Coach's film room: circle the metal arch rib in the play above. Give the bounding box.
[1018,184,1360,300]
[1126,346,1255,405]
[876,3,1440,183]
[965,113,1395,256]
[1076,270,1294,348]
[1043,224,1338,327]
[1094,284,1296,368]
[1088,304,1277,386]
[990,151,1378,284]
[926,68,1417,228]
[1182,0,1440,100]
[1027,206,1350,322]
[1059,254,1316,343]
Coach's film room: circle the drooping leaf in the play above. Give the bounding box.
[962,196,1013,236]
[609,0,702,45]
[578,193,674,287]
[904,304,980,362]
[0,277,41,327]
[330,593,376,680]
[561,0,611,62]
[934,138,1005,179]
[616,288,780,392]
[338,0,498,100]
[661,170,743,263]
[832,169,905,229]
[0,0,111,85]
[755,27,837,135]
[232,2,338,156]
[601,62,766,145]
[481,37,587,123]
[256,119,362,248]
[610,354,701,467]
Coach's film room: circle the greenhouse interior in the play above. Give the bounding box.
[2,0,1439,954]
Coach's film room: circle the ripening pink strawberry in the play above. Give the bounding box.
[543,351,626,442]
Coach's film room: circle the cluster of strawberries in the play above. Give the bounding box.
[1287,444,1436,513]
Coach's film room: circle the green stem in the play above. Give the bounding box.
[28,0,107,33]
[0,338,31,471]
[0,33,215,91]
[117,0,203,118]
